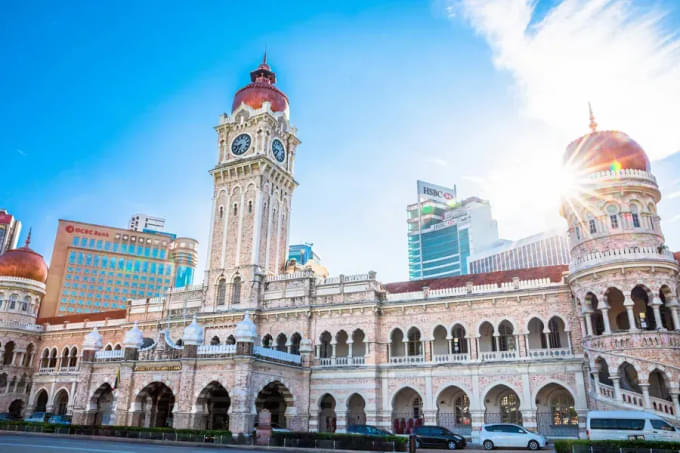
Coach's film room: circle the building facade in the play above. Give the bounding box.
[0,210,22,255]
[40,220,198,317]
[408,196,499,280]
[468,230,570,274]
[0,59,678,442]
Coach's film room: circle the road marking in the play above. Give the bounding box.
[0,442,135,452]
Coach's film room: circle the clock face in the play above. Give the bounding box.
[231,134,251,156]
[272,138,286,162]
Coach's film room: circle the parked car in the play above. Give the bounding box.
[480,424,546,450]
[24,412,46,423]
[587,410,680,442]
[347,424,393,437]
[48,415,72,425]
[413,425,467,450]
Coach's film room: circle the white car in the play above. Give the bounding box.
[587,410,680,441]
[480,423,547,450]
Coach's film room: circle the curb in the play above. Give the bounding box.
[0,430,396,453]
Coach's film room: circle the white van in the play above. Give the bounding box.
[587,410,680,441]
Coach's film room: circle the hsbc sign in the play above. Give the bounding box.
[417,180,457,204]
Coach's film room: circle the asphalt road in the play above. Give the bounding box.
[0,433,545,453]
[0,434,259,453]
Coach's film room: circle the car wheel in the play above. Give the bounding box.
[483,440,494,450]
[528,440,539,450]
[448,440,457,450]
[415,438,421,449]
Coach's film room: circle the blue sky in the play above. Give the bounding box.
[3,1,680,282]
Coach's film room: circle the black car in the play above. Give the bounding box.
[413,425,466,450]
[347,424,393,437]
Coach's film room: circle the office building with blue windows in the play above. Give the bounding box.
[407,195,499,280]
[40,219,198,317]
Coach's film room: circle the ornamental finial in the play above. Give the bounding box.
[588,102,597,132]
[25,228,32,247]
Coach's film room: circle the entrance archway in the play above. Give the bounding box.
[535,383,577,436]
[135,382,175,427]
[54,389,69,415]
[391,387,423,434]
[196,381,230,430]
[436,386,471,435]
[34,389,48,414]
[347,393,366,426]
[484,384,522,424]
[91,383,114,425]
[255,381,292,429]
[8,400,23,419]
[318,394,336,432]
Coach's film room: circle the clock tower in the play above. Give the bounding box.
[204,56,300,311]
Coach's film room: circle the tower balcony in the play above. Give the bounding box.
[570,246,676,273]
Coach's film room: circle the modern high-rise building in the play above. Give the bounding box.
[467,230,570,274]
[129,213,166,233]
[0,209,22,255]
[407,183,499,280]
[40,219,198,317]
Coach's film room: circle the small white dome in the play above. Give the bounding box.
[235,311,257,343]
[182,315,204,346]
[83,326,103,350]
[124,321,144,349]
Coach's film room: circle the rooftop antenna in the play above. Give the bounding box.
[24,228,32,247]
[588,102,598,132]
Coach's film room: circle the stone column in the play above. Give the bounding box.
[578,315,587,339]
[600,305,612,334]
[624,296,638,331]
[445,335,453,356]
[610,375,622,401]
[669,302,680,331]
[640,384,651,409]
[584,312,594,336]
[671,391,680,417]
[591,372,601,397]
[652,297,665,330]
[331,341,337,365]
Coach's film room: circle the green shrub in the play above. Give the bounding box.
[554,439,680,453]
[271,430,408,451]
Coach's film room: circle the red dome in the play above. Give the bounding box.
[231,58,289,116]
[564,130,651,173]
[0,245,48,283]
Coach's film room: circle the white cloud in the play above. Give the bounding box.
[453,0,680,159]
[425,157,449,167]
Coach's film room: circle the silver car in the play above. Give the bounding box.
[480,423,546,450]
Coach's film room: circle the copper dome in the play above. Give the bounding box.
[231,56,289,116]
[564,130,651,173]
[0,239,48,283]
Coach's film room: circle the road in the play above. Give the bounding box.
[0,434,258,453]
[0,433,545,453]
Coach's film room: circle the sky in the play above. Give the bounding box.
[2,0,680,283]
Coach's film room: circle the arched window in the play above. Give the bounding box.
[69,347,78,367]
[218,206,224,219]
[231,277,241,305]
[588,218,597,234]
[210,336,220,345]
[226,335,236,345]
[631,204,640,228]
[248,200,253,214]
[233,203,238,216]
[216,279,226,306]
[9,294,17,310]
[575,225,581,240]
[22,296,30,311]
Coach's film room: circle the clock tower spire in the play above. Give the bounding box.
[204,57,300,312]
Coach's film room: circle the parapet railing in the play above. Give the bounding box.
[253,345,301,364]
[385,277,556,302]
[197,344,236,355]
[95,349,124,361]
[0,320,44,332]
[570,246,676,272]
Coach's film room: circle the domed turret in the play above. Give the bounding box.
[563,105,651,173]
[182,315,204,346]
[231,54,289,118]
[124,321,144,349]
[0,232,48,283]
[235,311,257,343]
[83,326,103,351]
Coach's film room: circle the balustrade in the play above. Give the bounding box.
[389,355,425,364]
